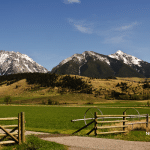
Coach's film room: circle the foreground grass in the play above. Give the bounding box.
[0,135,67,150]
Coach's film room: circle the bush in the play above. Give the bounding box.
[4,96,12,105]
[130,94,142,100]
[48,99,59,105]
[111,90,121,99]
[105,94,110,100]
[80,87,93,94]
[42,100,47,105]
[85,102,94,105]
[54,101,59,105]
[16,85,19,88]
[143,82,150,89]
[147,101,150,106]
[119,95,130,100]
[116,83,120,87]
[143,94,150,100]
[48,99,53,105]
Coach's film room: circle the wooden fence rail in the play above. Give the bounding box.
[71,112,149,136]
[0,112,25,145]
[95,112,149,135]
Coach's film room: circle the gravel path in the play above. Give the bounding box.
[1,130,150,150]
[41,136,150,150]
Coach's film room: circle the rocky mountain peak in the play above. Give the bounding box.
[0,50,48,75]
[108,50,142,67]
[116,50,124,54]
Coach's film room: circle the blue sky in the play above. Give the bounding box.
[0,0,150,71]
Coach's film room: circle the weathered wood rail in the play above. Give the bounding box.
[0,112,25,145]
[95,112,149,135]
[71,112,149,136]
[94,112,128,135]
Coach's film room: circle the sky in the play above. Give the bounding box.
[0,0,150,71]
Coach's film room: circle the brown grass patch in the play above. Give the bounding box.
[108,119,150,132]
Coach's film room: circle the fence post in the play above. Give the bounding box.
[21,112,25,143]
[18,113,21,145]
[94,112,97,136]
[123,112,126,131]
[146,114,149,128]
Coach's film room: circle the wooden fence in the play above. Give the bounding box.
[72,112,149,136]
[0,112,25,145]
[95,112,149,135]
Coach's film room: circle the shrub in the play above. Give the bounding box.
[42,100,47,105]
[119,94,130,100]
[147,101,150,106]
[80,87,93,94]
[48,99,53,105]
[105,94,110,100]
[4,96,12,105]
[130,94,142,100]
[85,102,94,105]
[143,82,150,89]
[16,85,19,88]
[48,99,59,105]
[54,101,59,105]
[143,94,150,100]
[116,83,120,87]
[111,90,120,99]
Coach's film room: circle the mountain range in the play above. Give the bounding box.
[0,50,150,78]
[51,50,150,78]
[0,50,48,75]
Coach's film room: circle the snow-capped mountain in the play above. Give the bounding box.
[53,51,111,76]
[51,50,149,78]
[108,50,150,77]
[59,51,110,67]
[108,50,142,67]
[0,50,48,75]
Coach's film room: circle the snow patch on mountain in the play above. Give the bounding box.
[59,53,85,66]
[86,51,110,65]
[59,51,111,67]
[0,53,9,64]
[108,50,142,67]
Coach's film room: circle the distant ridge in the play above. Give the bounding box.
[51,50,150,78]
[0,50,48,75]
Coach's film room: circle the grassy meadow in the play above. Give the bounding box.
[0,106,149,136]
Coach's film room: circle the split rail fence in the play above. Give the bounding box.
[72,112,149,136]
[0,112,25,145]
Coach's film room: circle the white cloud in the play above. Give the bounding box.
[101,21,139,44]
[115,22,138,31]
[68,18,139,44]
[74,24,93,34]
[63,0,81,4]
[68,18,93,34]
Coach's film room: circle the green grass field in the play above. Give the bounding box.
[0,105,150,134]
